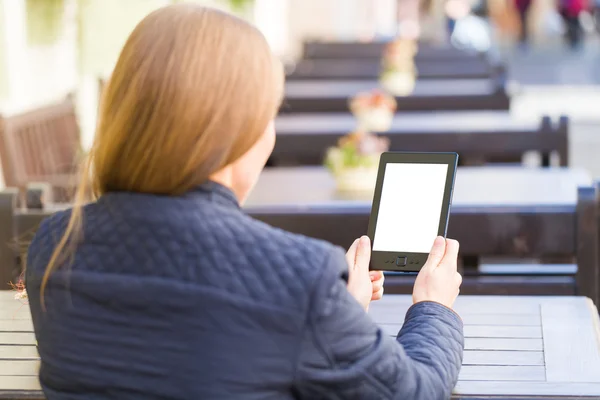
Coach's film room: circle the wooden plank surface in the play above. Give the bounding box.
[1,289,600,397]
[0,320,33,333]
[542,298,600,383]
[453,381,600,397]
[0,346,38,360]
[458,365,545,381]
[275,111,537,133]
[287,58,495,80]
[380,324,543,339]
[0,376,40,391]
[246,167,592,208]
[465,338,543,351]
[302,41,484,60]
[463,351,544,366]
[271,114,567,167]
[0,333,35,345]
[285,79,496,98]
[0,360,38,376]
[0,305,31,320]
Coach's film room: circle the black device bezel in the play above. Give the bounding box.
[367,152,458,272]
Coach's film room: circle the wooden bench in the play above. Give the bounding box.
[286,58,506,81]
[303,41,488,61]
[0,98,81,203]
[1,166,597,304]
[271,113,568,167]
[243,167,599,304]
[281,78,510,113]
[1,292,599,399]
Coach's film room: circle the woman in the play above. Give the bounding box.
[26,4,464,399]
[559,0,588,48]
[514,0,533,45]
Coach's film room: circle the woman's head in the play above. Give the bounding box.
[94,3,283,200]
[40,4,283,301]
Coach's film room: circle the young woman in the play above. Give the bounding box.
[26,4,463,399]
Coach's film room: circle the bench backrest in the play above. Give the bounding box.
[0,97,81,193]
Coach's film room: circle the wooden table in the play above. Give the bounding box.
[282,79,510,113]
[272,113,568,167]
[303,41,486,61]
[2,292,600,399]
[287,58,504,81]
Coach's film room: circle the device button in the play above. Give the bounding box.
[396,256,407,266]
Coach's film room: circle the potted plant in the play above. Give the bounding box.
[324,131,390,193]
[349,90,397,132]
[379,38,418,96]
[25,0,65,46]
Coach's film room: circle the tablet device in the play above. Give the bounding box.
[367,152,458,272]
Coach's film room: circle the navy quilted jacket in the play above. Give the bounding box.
[26,182,464,400]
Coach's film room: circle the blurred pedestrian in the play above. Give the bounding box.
[594,0,600,32]
[559,0,589,48]
[514,0,533,45]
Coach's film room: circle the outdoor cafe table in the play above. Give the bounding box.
[271,112,568,167]
[302,40,487,61]
[244,166,599,303]
[287,58,503,81]
[281,79,510,113]
[1,292,600,399]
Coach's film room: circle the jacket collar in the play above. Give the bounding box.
[98,181,240,210]
[191,181,240,209]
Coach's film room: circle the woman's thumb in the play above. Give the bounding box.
[425,236,446,267]
[353,236,371,272]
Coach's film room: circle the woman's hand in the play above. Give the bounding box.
[413,236,462,309]
[346,236,384,311]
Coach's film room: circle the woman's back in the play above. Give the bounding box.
[27,183,463,399]
[26,183,337,398]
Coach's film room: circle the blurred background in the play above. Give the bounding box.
[0,0,599,189]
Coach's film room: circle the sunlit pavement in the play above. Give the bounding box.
[492,41,600,177]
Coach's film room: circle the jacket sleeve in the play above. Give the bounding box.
[292,248,464,400]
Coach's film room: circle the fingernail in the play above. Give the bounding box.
[435,236,445,245]
[359,236,370,248]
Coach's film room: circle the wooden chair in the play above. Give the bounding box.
[0,97,82,202]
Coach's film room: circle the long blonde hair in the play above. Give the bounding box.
[40,4,284,301]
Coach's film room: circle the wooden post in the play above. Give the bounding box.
[576,184,599,306]
[540,116,552,167]
[0,188,18,290]
[557,115,569,167]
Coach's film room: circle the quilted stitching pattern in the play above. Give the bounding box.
[26,182,463,399]
[293,251,463,400]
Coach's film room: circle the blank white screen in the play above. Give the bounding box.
[372,163,449,253]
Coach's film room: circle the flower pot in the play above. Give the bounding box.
[333,167,379,193]
[380,72,416,97]
[354,108,394,132]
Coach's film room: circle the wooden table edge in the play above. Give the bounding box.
[586,297,600,351]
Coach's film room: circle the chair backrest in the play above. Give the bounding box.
[0,97,81,191]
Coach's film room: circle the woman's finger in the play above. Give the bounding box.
[371,287,384,301]
[369,270,384,282]
[372,277,384,293]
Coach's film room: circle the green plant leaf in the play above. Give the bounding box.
[225,0,254,11]
[25,0,66,46]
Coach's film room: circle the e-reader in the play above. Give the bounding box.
[367,152,458,272]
